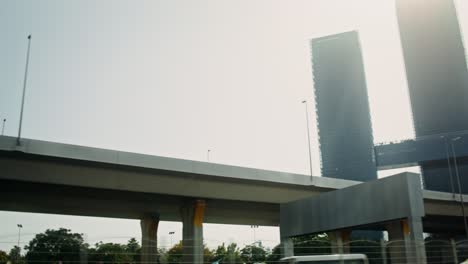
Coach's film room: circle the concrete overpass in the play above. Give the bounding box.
[0,136,358,224]
[2,136,468,263]
[0,135,357,263]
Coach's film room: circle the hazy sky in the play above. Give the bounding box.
[1,0,467,252]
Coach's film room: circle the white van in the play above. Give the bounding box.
[281,254,369,264]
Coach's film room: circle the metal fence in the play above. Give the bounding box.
[4,238,468,264]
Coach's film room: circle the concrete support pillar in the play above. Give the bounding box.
[406,217,426,264]
[140,214,160,264]
[328,230,351,254]
[386,220,406,263]
[451,238,459,264]
[181,200,206,264]
[386,218,426,264]
[380,239,387,264]
[281,237,294,262]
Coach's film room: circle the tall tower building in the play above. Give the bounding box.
[311,31,377,182]
[396,0,468,192]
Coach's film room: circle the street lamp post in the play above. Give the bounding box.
[17,224,23,261]
[450,137,468,238]
[302,100,313,179]
[169,231,175,247]
[250,225,259,244]
[17,35,32,146]
[250,225,259,262]
[207,149,211,162]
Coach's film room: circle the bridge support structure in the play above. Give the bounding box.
[386,218,426,264]
[281,238,294,262]
[328,230,351,254]
[140,214,160,264]
[281,173,427,263]
[181,199,206,264]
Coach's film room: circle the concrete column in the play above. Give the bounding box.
[281,237,294,262]
[386,220,406,263]
[140,214,160,264]
[386,218,426,264]
[380,239,387,264]
[405,217,426,264]
[180,200,206,264]
[328,230,351,254]
[451,238,459,264]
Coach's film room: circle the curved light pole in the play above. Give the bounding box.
[302,100,313,179]
[450,136,468,238]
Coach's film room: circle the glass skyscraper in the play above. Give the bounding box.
[311,31,377,182]
[396,0,468,192]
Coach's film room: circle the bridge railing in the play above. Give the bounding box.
[375,129,468,147]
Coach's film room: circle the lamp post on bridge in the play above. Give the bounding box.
[302,100,313,179]
[1,118,5,136]
[17,35,32,146]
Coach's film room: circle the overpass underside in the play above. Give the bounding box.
[0,179,279,225]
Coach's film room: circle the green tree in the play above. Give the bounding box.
[8,246,24,264]
[166,241,183,264]
[211,243,242,264]
[157,248,168,264]
[25,228,87,264]
[0,250,8,264]
[163,242,213,264]
[125,238,141,263]
[265,244,281,263]
[203,245,214,263]
[88,242,132,264]
[240,244,268,264]
[265,233,331,263]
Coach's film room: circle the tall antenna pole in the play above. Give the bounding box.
[17,34,32,146]
[302,100,313,179]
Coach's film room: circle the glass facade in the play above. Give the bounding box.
[311,31,377,182]
[396,0,468,192]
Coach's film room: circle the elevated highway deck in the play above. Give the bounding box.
[1,136,467,227]
[0,136,356,225]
